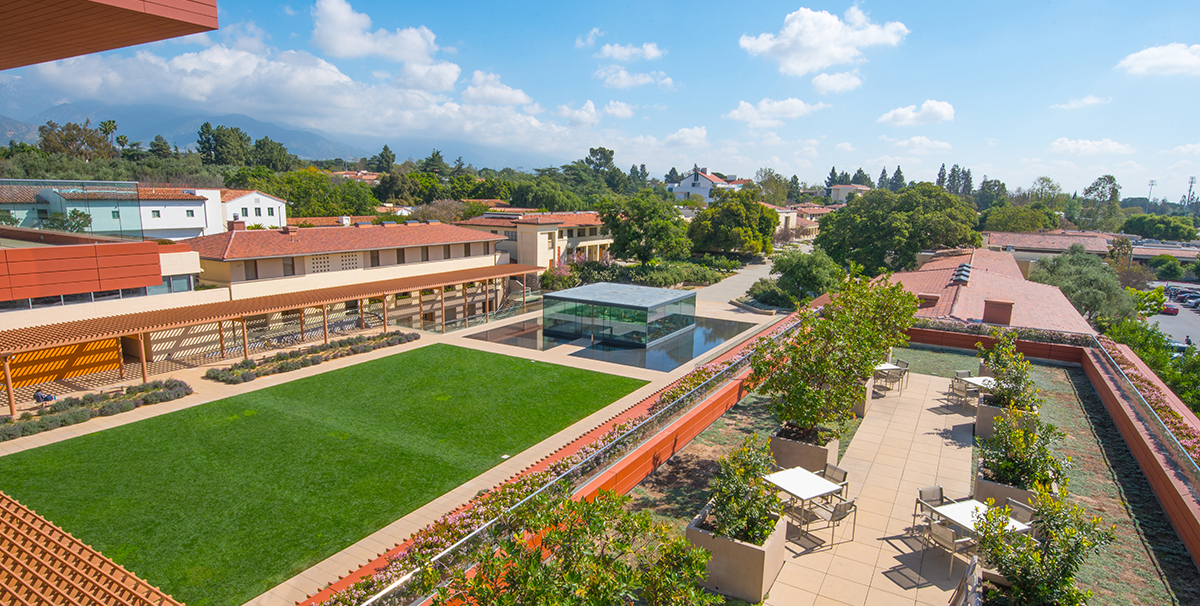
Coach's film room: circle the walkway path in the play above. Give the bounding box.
[766,372,976,606]
[695,258,772,303]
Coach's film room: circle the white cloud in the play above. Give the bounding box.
[555,100,601,127]
[864,154,920,168]
[604,100,635,118]
[283,5,297,16]
[1169,143,1200,155]
[740,6,907,76]
[877,99,955,126]
[310,0,459,90]
[665,126,708,147]
[812,70,861,94]
[723,97,830,128]
[461,71,531,105]
[575,27,603,49]
[835,142,855,152]
[1050,95,1111,109]
[892,135,951,154]
[1117,43,1200,76]
[1049,137,1135,155]
[523,103,545,115]
[594,64,673,89]
[596,43,664,61]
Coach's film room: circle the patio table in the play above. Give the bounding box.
[875,362,902,372]
[933,499,1029,536]
[764,467,844,533]
[960,376,997,392]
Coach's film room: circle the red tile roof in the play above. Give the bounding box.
[795,218,819,227]
[985,231,1109,254]
[1133,246,1200,260]
[286,216,378,227]
[889,248,1093,334]
[728,179,753,185]
[135,186,206,201]
[219,189,287,205]
[0,185,40,205]
[457,211,603,229]
[184,223,503,261]
[0,490,183,606]
[695,172,727,185]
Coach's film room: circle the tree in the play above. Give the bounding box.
[665,167,681,183]
[41,209,92,233]
[825,166,839,188]
[960,168,973,196]
[148,135,173,159]
[878,168,889,192]
[369,145,396,173]
[212,125,251,166]
[97,120,117,147]
[1154,256,1185,281]
[1028,244,1133,322]
[597,192,691,263]
[850,167,874,188]
[38,120,112,161]
[121,141,146,161]
[936,163,947,189]
[418,149,449,174]
[510,177,585,211]
[888,166,906,192]
[196,122,216,164]
[976,177,1009,211]
[250,136,296,172]
[815,183,981,274]
[1078,174,1123,232]
[755,167,789,205]
[787,175,803,201]
[115,134,128,150]
[583,146,616,173]
[983,204,1053,232]
[1121,214,1197,241]
[770,247,846,301]
[687,190,779,255]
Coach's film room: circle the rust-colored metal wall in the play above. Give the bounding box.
[0,0,219,70]
[8,339,121,390]
[0,241,163,301]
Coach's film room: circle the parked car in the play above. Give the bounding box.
[1162,304,1180,315]
[1186,297,1200,308]
[1175,291,1198,301]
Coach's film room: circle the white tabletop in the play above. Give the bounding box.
[875,362,901,371]
[960,376,997,390]
[934,499,1029,534]
[764,467,843,501]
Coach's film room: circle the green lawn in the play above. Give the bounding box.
[0,344,646,606]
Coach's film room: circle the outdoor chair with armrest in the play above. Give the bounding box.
[895,359,910,387]
[875,367,899,392]
[815,463,849,501]
[808,497,857,546]
[950,381,979,411]
[923,521,978,579]
[1005,497,1035,525]
[956,370,972,378]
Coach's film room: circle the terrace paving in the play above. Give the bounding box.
[768,372,975,606]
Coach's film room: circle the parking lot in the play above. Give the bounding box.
[1153,282,1200,344]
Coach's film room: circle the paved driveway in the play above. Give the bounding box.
[1149,281,1200,344]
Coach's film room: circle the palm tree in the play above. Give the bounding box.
[115,134,128,150]
[98,120,117,147]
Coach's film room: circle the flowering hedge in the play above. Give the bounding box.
[1098,336,1200,465]
[0,379,193,442]
[204,332,419,385]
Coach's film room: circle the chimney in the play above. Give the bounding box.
[917,293,941,308]
[340,216,351,226]
[228,220,246,231]
[983,299,1014,326]
[281,225,291,234]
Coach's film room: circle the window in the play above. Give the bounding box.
[443,244,451,259]
[504,230,517,241]
[151,210,160,218]
[547,234,554,250]
[589,227,597,236]
[369,250,380,267]
[421,246,429,262]
[310,255,331,273]
[120,287,147,298]
[241,207,249,217]
[170,275,191,293]
[148,276,170,295]
[267,207,274,217]
[567,229,574,238]
[283,256,295,276]
[558,230,564,238]
[186,209,195,218]
[244,260,259,281]
[491,230,498,234]
[111,210,120,219]
[398,248,407,264]
[255,207,262,217]
[37,209,48,220]
[339,253,359,271]
[484,242,491,254]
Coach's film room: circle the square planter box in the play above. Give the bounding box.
[770,426,838,472]
[855,375,874,417]
[975,404,1007,440]
[973,475,1036,509]
[686,502,788,604]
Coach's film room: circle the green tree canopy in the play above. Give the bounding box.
[41,209,93,233]
[597,191,691,263]
[148,135,173,159]
[1027,244,1134,323]
[1077,174,1124,232]
[815,182,981,274]
[510,177,585,212]
[38,120,113,161]
[369,145,395,173]
[1121,214,1197,241]
[982,203,1055,232]
[687,190,779,256]
[770,247,846,301]
[249,136,297,172]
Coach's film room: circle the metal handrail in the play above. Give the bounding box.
[355,318,800,606]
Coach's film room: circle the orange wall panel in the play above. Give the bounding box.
[7,270,102,289]
[7,257,100,275]
[98,275,162,291]
[95,253,161,268]
[95,242,158,256]
[11,282,102,300]
[97,265,160,281]
[2,245,97,263]
[8,339,121,389]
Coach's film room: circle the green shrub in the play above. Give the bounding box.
[978,329,1044,410]
[707,434,782,545]
[748,278,797,309]
[978,408,1069,490]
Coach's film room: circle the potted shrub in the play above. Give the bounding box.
[975,407,1069,506]
[749,269,917,469]
[975,484,1115,606]
[686,434,785,603]
[976,329,1043,440]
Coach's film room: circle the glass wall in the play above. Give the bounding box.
[542,292,695,348]
[0,179,144,239]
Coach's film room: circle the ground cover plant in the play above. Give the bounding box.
[203,331,419,385]
[0,344,646,606]
[0,379,192,441]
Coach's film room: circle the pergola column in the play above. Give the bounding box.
[218,321,226,359]
[359,299,366,329]
[440,287,446,333]
[3,355,15,417]
[521,274,527,306]
[137,332,149,383]
[299,309,305,342]
[240,318,249,360]
[382,296,389,330]
[322,305,329,344]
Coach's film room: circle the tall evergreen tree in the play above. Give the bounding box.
[851,168,874,188]
[825,166,839,188]
[788,175,802,201]
[148,135,172,159]
[879,168,889,191]
[888,166,906,192]
[961,169,974,196]
[936,163,947,189]
[370,145,396,172]
[947,165,962,195]
[665,167,681,183]
[837,170,852,185]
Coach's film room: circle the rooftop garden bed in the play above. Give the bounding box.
[203,331,419,385]
[0,379,193,442]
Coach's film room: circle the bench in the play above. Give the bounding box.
[100,386,127,397]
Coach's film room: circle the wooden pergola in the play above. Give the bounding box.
[0,264,541,415]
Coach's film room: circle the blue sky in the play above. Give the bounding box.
[3,0,1200,200]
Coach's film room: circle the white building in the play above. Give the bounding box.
[827,184,872,202]
[667,168,735,203]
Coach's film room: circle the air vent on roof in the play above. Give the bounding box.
[951,263,972,285]
[427,219,440,223]
[405,221,419,225]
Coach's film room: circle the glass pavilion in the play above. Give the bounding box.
[542,282,696,348]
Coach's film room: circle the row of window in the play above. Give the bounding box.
[558,227,602,238]
[241,207,275,217]
[241,243,494,281]
[0,274,196,313]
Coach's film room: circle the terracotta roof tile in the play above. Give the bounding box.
[458,211,602,229]
[220,189,286,205]
[985,231,1109,254]
[135,186,206,201]
[0,185,40,205]
[1133,246,1200,260]
[183,223,503,261]
[286,216,378,227]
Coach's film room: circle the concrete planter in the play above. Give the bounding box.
[978,361,994,377]
[855,374,874,417]
[975,404,1007,440]
[686,502,788,603]
[770,426,838,472]
[973,475,1036,509]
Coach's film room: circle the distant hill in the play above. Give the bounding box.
[26,102,368,160]
[0,114,37,144]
